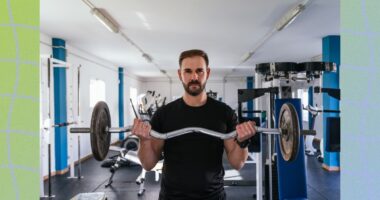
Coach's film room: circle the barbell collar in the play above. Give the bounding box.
[256,127,281,135]
[70,127,91,133]
[108,125,133,133]
[301,130,316,136]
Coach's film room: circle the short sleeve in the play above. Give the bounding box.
[150,106,165,133]
[226,107,238,133]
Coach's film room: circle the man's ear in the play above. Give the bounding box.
[206,67,211,80]
[178,68,183,82]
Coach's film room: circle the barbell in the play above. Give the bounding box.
[70,101,315,162]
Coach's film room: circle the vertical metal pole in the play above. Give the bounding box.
[255,74,263,200]
[77,135,82,180]
[69,134,75,178]
[268,91,275,200]
[48,144,52,197]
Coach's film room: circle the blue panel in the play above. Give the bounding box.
[322,36,340,168]
[52,38,68,171]
[246,77,254,118]
[275,99,307,199]
[118,67,124,140]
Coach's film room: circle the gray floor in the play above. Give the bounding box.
[42,152,339,200]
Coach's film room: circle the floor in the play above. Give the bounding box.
[42,151,339,200]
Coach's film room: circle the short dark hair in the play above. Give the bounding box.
[179,49,209,67]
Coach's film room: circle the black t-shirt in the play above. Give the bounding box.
[150,97,238,200]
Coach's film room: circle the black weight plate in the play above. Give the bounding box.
[274,62,298,73]
[303,62,327,72]
[294,63,306,72]
[91,101,111,161]
[279,103,300,162]
[255,63,271,75]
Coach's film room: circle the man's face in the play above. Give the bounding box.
[178,56,210,96]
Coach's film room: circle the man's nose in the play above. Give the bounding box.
[191,72,199,80]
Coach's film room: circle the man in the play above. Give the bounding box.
[132,49,256,200]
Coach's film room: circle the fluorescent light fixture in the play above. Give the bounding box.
[143,22,152,30]
[241,51,255,63]
[136,11,147,22]
[275,3,305,31]
[91,8,120,33]
[136,11,152,30]
[142,53,153,63]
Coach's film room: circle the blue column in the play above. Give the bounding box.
[246,76,254,118]
[52,38,68,171]
[322,35,340,169]
[118,67,125,140]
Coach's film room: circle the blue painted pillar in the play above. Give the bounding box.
[52,38,68,171]
[246,76,254,118]
[118,67,125,140]
[322,35,340,169]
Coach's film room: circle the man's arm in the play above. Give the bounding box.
[224,139,248,170]
[137,138,164,171]
[132,118,164,171]
[224,120,256,170]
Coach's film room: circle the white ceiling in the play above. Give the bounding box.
[40,0,340,79]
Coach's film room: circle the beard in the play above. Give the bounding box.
[182,80,206,96]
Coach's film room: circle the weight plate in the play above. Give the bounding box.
[91,101,111,161]
[255,63,271,75]
[303,62,326,72]
[123,137,139,151]
[274,62,298,73]
[279,103,300,162]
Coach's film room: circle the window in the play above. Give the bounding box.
[129,87,138,117]
[89,79,106,108]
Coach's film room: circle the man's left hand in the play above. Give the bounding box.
[235,121,256,142]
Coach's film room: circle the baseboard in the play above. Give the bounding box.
[322,163,340,172]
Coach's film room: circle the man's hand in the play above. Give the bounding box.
[235,121,256,142]
[131,118,152,141]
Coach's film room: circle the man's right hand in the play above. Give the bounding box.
[131,118,152,141]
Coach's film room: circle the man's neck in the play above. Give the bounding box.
[182,92,207,107]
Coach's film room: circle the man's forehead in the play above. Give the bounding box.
[181,66,206,70]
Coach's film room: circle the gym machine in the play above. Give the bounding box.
[246,61,337,200]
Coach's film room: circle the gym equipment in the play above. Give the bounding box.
[70,101,315,161]
[255,62,336,82]
[206,90,218,99]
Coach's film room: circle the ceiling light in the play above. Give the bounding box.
[240,51,255,63]
[91,8,120,33]
[275,3,306,31]
[142,53,153,63]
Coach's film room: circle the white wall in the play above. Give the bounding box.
[141,77,247,109]
[40,33,143,177]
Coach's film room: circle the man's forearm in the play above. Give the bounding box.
[137,140,161,171]
[225,140,249,170]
